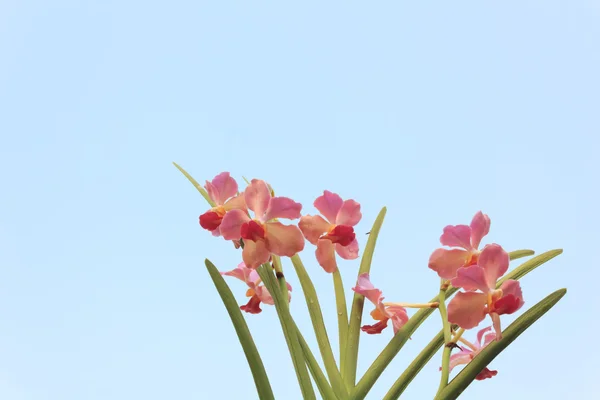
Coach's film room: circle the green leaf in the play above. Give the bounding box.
[333,269,348,373]
[343,207,387,387]
[290,255,347,399]
[204,259,274,400]
[436,288,567,400]
[173,162,214,206]
[356,248,560,400]
[256,264,316,400]
[380,248,562,399]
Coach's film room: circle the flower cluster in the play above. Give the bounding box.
[196,171,529,381]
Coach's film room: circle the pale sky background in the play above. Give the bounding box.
[1,1,599,399]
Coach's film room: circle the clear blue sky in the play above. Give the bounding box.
[1,1,598,399]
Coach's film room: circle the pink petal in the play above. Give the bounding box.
[315,238,338,273]
[299,215,331,245]
[428,248,470,280]
[447,292,487,330]
[351,273,383,305]
[314,190,343,224]
[206,172,238,205]
[223,194,247,212]
[264,196,302,221]
[220,262,251,284]
[478,244,509,288]
[240,295,263,314]
[470,211,490,249]
[335,239,359,260]
[440,224,473,249]
[361,319,389,334]
[254,286,274,305]
[476,326,493,348]
[448,351,473,372]
[242,239,271,269]
[336,199,362,226]
[475,368,498,380]
[387,306,409,334]
[491,312,503,340]
[494,280,524,315]
[451,265,490,293]
[244,179,272,218]
[265,222,305,257]
[482,332,497,347]
[220,209,251,240]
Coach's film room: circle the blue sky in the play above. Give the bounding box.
[1,1,598,399]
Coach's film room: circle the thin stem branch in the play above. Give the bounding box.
[332,269,348,374]
[435,280,452,399]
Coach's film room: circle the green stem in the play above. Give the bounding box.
[332,269,348,372]
[435,282,452,397]
[257,264,316,400]
[272,255,289,307]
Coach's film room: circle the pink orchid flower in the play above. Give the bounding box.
[299,190,362,273]
[447,244,524,339]
[199,172,247,236]
[429,211,491,280]
[220,179,305,269]
[221,262,292,314]
[442,326,498,380]
[351,273,409,335]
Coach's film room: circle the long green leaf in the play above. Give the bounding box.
[437,288,567,399]
[381,248,560,399]
[204,259,274,400]
[295,325,339,400]
[333,269,349,372]
[257,264,316,400]
[290,255,348,399]
[354,248,555,400]
[343,207,387,387]
[173,162,214,206]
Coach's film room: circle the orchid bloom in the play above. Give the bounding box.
[199,172,247,236]
[220,179,305,269]
[429,211,491,280]
[221,262,292,314]
[443,326,498,380]
[447,244,524,339]
[351,273,409,334]
[299,190,362,273]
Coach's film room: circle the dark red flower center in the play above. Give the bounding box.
[240,295,263,314]
[241,220,266,241]
[322,225,355,246]
[199,207,226,231]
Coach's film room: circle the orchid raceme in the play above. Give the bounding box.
[299,190,362,273]
[447,244,525,339]
[175,164,566,399]
[198,172,246,236]
[220,179,305,269]
[429,211,491,280]
[221,262,292,314]
[443,327,498,380]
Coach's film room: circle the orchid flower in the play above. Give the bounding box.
[221,262,292,314]
[447,244,524,339]
[443,326,498,380]
[429,211,491,280]
[199,172,247,236]
[220,179,305,269]
[299,190,362,273]
[352,273,410,334]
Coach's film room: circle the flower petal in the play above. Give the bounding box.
[361,319,389,334]
[335,239,359,260]
[223,194,247,212]
[428,248,470,280]
[451,265,490,293]
[476,326,493,348]
[299,215,331,244]
[494,280,524,315]
[470,211,490,249]
[244,179,272,218]
[447,292,487,330]
[264,222,305,257]
[254,286,274,305]
[440,224,473,249]
[242,239,271,269]
[264,196,302,221]
[221,262,252,284]
[240,295,263,314]
[475,368,498,380]
[387,306,409,334]
[336,199,362,226]
[315,238,338,273]
[351,273,382,305]
[206,172,238,205]
[479,244,509,288]
[482,332,497,347]
[220,209,251,240]
[448,350,473,372]
[314,190,343,224]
